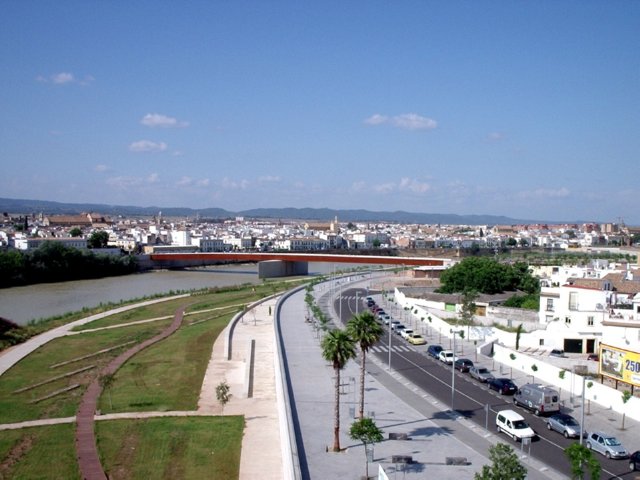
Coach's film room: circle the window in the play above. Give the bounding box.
[587,316,594,326]
[569,292,578,310]
[539,339,545,346]
[565,317,571,324]
[545,315,553,323]
[546,298,554,312]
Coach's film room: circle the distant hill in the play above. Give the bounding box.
[0,197,538,225]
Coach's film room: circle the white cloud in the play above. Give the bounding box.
[106,173,160,189]
[52,72,75,84]
[349,181,367,193]
[105,176,143,189]
[392,113,437,130]
[94,164,109,172]
[196,178,210,187]
[519,187,570,199]
[37,72,94,86]
[363,114,388,125]
[141,113,189,128]
[220,177,250,190]
[128,140,168,152]
[373,182,396,194]
[364,112,437,131]
[177,176,192,186]
[258,175,281,183]
[487,132,505,141]
[399,177,430,193]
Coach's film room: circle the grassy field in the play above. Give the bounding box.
[97,416,244,480]
[0,320,173,424]
[0,277,308,478]
[99,311,230,413]
[0,424,80,479]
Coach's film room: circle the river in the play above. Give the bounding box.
[0,262,365,325]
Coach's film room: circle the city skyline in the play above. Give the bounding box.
[1,2,638,224]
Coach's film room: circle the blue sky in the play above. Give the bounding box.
[1,1,638,224]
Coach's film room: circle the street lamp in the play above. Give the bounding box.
[388,319,392,371]
[450,329,464,411]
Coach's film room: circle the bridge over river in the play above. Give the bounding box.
[148,252,449,278]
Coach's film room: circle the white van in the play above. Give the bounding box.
[496,410,535,442]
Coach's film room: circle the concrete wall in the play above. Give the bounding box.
[258,260,308,279]
[493,343,640,421]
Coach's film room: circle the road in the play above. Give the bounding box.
[337,287,633,480]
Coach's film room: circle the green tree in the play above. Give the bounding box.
[371,238,381,248]
[458,289,477,327]
[321,328,356,451]
[506,237,517,247]
[347,311,384,419]
[621,390,632,429]
[565,443,601,479]
[475,443,527,480]
[69,227,83,237]
[88,230,109,248]
[438,257,538,295]
[515,324,523,350]
[349,417,384,479]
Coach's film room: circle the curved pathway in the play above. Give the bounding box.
[75,304,189,480]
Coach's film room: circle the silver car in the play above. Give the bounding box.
[546,413,583,439]
[586,431,629,459]
[469,366,494,383]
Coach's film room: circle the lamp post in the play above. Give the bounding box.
[580,375,592,446]
[450,329,463,411]
[388,320,392,371]
[355,291,359,315]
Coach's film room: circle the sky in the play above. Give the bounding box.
[1,1,638,224]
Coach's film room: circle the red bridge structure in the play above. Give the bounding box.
[149,252,449,278]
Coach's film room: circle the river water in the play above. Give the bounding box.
[0,262,361,325]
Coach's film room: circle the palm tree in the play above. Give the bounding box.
[321,328,356,452]
[347,311,384,419]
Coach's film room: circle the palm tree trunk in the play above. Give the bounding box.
[359,349,366,419]
[333,366,341,452]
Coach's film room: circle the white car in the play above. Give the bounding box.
[400,328,414,340]
[438,350,455,364]
[496,410,536,442]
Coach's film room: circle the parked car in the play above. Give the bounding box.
[496,410,536,442]
[586,431,629,459]
[392,323,406,333]
[407,333,426,345]
[469,366,494,383]
[630,451,640,471]
[587,353,599,361]
[454,358,474,372]
[549,349,566,358]
[489,378,518,395]
[546,413,583,439]
[513,384,560,416]
[400,328,414,339]
[389,320,401,330]
[438,350,455,364]
[427,344,443,359]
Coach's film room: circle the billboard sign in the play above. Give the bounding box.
[599,344,640,388]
